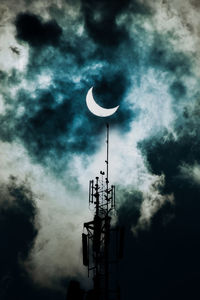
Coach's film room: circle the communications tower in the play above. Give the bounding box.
[82,124,124,300]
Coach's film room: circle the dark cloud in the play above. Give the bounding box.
[15,85,133,168]
[0,176,37,267]
[138,126,200,207]
[117,173,200,299]
[0,3,135,170]
[80,0,150,47]
[114,79,200,299]
[93,71,129,107]
[15,13,62,47]
[81,0,130,46]
[0,176,36,298]
[0,0,199,299]
[1,0,191,180]
[17,92,76,161]
[118,196,200,300]
[169,81,186,99]
[0,176,69,300]
[190,0,200,9]
[66,280,84,300]
[0,74,133,172]
[139,104,200,189]
[117,188,143,228]
[0,51,134,169]
[2,0,154,170]
[1,274,65,300]
[1,0,187,174]
[149,36,191,77]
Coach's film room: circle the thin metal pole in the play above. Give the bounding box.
[105,123,109,300]
[106,123,109,184]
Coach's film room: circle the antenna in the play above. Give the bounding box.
[106,123,109,186]
[82,124,124,300]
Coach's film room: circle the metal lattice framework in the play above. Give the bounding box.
[82,125,124,300]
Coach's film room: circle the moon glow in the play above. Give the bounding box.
[86,87,119,117]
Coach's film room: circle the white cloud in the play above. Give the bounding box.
[0,25,29,72]
[0,0,199,289]
[0,140,90,287]
[180,163,200,185]
[132,174,174,233]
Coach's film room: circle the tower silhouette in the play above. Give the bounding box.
[82,124,124,300]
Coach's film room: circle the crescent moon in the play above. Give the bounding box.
[86,87,119,117]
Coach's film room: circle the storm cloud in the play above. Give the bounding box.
[15,12,62,47]
[0,0,200,299]
[0,176,39,299]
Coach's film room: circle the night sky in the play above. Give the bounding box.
[0,0,200,299]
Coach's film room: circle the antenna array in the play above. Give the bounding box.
[82,124,124,300]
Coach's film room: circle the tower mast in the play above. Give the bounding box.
[82,124,123,300]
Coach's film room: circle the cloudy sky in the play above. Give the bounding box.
[0,0,200,299]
